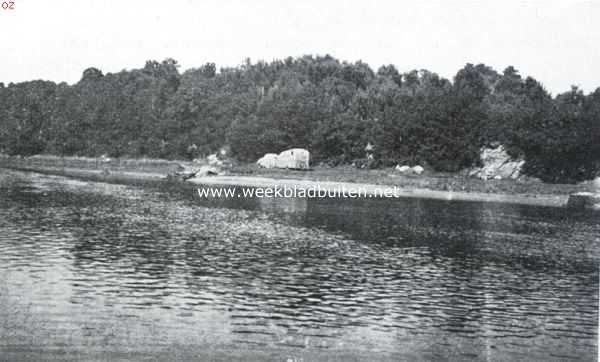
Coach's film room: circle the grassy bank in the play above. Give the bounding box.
[0,154,185,174]
[229,163,594,196]
[0,154,595,206]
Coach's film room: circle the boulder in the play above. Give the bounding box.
[395,165,425,175]
[395,165,411,173]
[412,165,424,175]
[257,153,279,168]
[276,148,310,169]
[257,149,310,170]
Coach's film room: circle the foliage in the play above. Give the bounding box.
[0,56,598,183]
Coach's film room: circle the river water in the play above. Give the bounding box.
[0,169,598,361]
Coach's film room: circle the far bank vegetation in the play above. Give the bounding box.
[0,56,599,183]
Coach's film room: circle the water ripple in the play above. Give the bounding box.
[0,169,598,360]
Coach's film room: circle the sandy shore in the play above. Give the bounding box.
[188,175,569,207]
[0,157,575,207]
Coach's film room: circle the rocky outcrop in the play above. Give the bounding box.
[470,145,524,180]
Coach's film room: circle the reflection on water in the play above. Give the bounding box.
[0,170,598,361]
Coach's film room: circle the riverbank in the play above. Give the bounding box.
[188,175,570,207]
[0,154,595,207]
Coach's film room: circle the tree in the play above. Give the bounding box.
[0,56,597,183]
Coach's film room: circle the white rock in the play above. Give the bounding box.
[395,165,411,173]
[257,149,311,170]
[276,148,310,169]
[412,165,424,175]
[257,153,279,168]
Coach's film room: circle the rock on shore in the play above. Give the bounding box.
[470,145,524,180]
[567,192,600,210]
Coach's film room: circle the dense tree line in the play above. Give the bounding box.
[0,56,599,183]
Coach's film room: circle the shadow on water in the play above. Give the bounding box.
[0,170,598,361]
